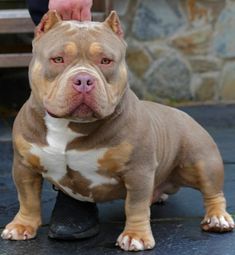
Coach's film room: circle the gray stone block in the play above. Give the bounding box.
[132,0,185,40]
[128,70,145,99]
[213,1,235,58]
[188,56,222,73]
[170,25,213,55]
[190,72,219,101]
[144,54,192,100]
[220,62,235,100]
[126,45,151,77]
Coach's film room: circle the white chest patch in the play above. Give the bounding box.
[30,113,118,202]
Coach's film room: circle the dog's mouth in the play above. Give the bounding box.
[71,103,94,118]
[46,102,99,120]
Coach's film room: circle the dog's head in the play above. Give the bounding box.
[29,10,127,122]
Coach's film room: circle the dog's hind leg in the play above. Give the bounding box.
[196,159,234,232]
[177,157,234,232]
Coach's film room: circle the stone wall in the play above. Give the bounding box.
[113,0,235,103]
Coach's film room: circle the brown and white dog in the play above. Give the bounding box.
[1,11,234,251]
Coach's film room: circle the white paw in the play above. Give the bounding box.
[1,225,36,240]
[116,232,155,251]
[201,214,234,232]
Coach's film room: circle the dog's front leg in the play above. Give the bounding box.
[116,171,155,251]
[1,153,43,240]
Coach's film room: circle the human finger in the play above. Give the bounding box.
[80,8,92,21]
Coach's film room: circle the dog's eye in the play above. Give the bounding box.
[101,58,112,65]
[51,57,64,63]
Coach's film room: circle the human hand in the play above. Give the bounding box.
[48,0,93,21]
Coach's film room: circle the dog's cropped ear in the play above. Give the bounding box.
[104,11,124,38]
[35,10,61,39]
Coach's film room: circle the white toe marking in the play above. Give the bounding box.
[209,216,219,227]
[116,233,155,251]
[121,235,130,251]
[219,216,229,228]
[11,229,20,240]
[146,244,153,249]
[227,217,235,226]
[130,238,144,251]
[117,234,122,244]
[1,229,7,236]
[2,228,23,240]
[1,229,11,239]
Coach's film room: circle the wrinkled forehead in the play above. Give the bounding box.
[61,20,106,39]
[34,20,126,56]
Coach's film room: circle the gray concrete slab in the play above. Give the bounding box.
[1,220,235,255]
[179,104,235,128]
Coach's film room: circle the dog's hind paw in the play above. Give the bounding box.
[201,213,234,232]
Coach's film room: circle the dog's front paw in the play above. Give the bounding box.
[1,223,37,240]
[116,231,155,251]
[201,212,234,232]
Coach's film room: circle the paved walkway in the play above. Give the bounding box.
[0,104,235,255]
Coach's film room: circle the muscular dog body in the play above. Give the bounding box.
[2,11,234,251]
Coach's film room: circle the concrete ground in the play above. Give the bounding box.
[0,104,235,255]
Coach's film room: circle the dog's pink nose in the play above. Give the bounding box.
[72,73,95,93]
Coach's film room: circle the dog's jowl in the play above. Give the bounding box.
[1,10,234,251]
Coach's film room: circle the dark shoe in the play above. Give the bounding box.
[48,190,99,240]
